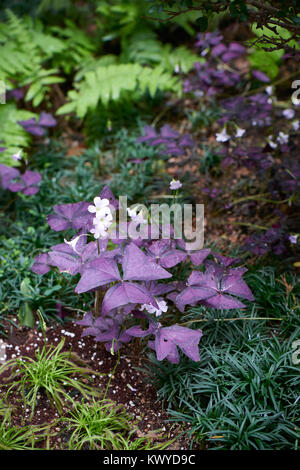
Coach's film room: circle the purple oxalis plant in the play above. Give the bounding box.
[0,164,42,196]
[31,185,254,364]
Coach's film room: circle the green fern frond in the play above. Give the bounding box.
[0,103,36,166]
[57,63,180,118]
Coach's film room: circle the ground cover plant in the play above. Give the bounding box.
[0,0,299,452]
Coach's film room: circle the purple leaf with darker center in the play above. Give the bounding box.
[6,170,41,195]
[102,282,158,315]
[18,118,46,136]
[154,324,203,362]
[94,323,132,352]
[47,201,91,231]
[99,185,119,210]
[252,69,270,82]
[177,265,252,310]
[76,311,94,327]
[136,125,157,143]
[0,164,20,189]
[146,239,186,268]
[160,124,179,139]
[221,273,254,300]
[38,112,57,127]
[177,240,210,266]
[48,235,90,276]
[148,339,179,364]
[21,171,42,195]
[144,281,176,296]
[75,256,121,293]
[212,252,241,267]
[125,319,158,338]
[178,134,195,148]
[122,243,172,281]
[203,294,246,309]
[31,253,51,275]
[49,243,85,276]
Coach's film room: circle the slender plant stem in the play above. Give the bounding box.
[180,317,284,326]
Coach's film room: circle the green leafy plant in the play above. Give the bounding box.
[57,63,180,118]
[0,407,50,450]
[0,314,102,418]
[0,10,65,106]
[61,398,132,450]
[0,103,36,165]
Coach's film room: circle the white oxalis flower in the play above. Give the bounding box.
[12,150,22,161]
[235,127,246,138]
[140,300,168,317]
[64,235,81,253]
[90,217,110,239]
[127,206,147,224]
[88,198,113,240]
[88,197,110,218]
[169,179,182,190]
[216,127,230,142]
[282,109,295,120]
[277,132,289,145]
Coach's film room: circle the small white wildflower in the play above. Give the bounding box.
[235,127,246,138]
[292,120,299,131]
[216,127,230,142]
[140,300,168,317]
[277,132,289,145]
[64,235,81,253]
[88,197,110,218]
[265,86,273,96]
[288,234,298,244]
[127,206,147,224]
[282,109,295,120]
[268,136,277,149]
[90,218,110,240]
[169,179,182,190]
[12,150,22,161]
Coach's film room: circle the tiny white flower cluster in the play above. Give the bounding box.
[88,197,113,239]
[140,300,168,317]
[268,131,290,149]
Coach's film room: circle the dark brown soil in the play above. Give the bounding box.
[0,319,200,450]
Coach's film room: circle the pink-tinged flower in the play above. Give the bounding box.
[216,127,230,142]
[282,109,295,120]
[140,299,168,317]
[170,179,182,190]
[288,234,298,244]
[12,150,22,161]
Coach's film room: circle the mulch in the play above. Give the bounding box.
[0,318,200,450]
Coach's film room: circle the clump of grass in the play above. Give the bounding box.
[61,398,132,450]
[144,265,300,450]
[0,408,50,450]
[60,398,175,450]
[0,313,102,418]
